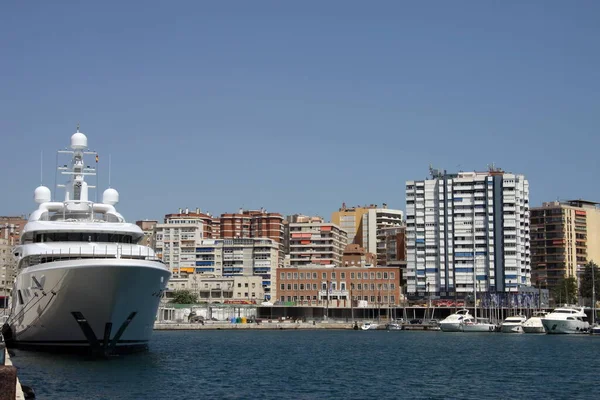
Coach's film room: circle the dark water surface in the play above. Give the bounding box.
[11,330,600,399]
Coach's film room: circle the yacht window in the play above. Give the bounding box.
[17,290,24,305]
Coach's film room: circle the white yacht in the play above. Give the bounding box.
[501,315,527,333]
[439,309,472,332]
[360,322,379,330]
[541,306,590,334]
[522,311,547,334]
[1,129,171,355]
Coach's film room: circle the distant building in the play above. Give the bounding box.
[405,167,531,298]
[331,203,378,245]
[381,226,407,267]
[166,274,265,304]
[135,220,157,247]
[275,264,401,307]
[361,207,404,265]
[154,210,215,273]
[220,208,284,266]
[288,217,348,267]
[341,244,376,267]
[531,200,600,290]
[0,216,27,294]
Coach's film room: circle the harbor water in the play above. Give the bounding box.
[11,330,600,399]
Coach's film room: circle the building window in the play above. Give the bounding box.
[293,284,298,290]
[313,272,317,279]
[377,272,382,279]
[300,284,305,290]
[351,272,355,279]
[358,284,362,290]
[280,272,285,279]
[363,272,368,279]
[287,273,292,279]
[383,272,388,279]
[370,273,375,279]
[391,272,395,279]
[331,272,336,279]
[391,296,395,303]
[281,296,285,302]
[313,284,317,290]
[293,272,298,279]
[322,272,327,279]
[280,284,285,290]
[287,284,292,290]
[300,272,305,279]
[341,272,345,279]
[370,296,375,302]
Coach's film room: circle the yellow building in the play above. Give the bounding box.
[531,200,600,289]
[331,203,377,246]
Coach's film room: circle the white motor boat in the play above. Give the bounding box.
[461,317,496,333]
[1,129,171,355]
[501,315,527,333]
[522,311,547,334]
[440,309,472,332]
[590,325,600,335]
[385,322,402,331]
[541,306,590,334]
[361,322,378,330]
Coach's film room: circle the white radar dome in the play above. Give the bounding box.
[102,188,119,205]
[34,185,51,204]
[71,131,88,150]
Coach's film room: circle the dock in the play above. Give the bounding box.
[154,320,354,330]
[1,349,25,400]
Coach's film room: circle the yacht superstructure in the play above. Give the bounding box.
[1,129,171,354]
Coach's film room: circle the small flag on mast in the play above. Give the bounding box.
[95,154,99,163]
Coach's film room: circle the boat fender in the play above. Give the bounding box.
[21,384,35,399]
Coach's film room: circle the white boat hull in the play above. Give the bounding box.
[4,258,170,353]
[522,325,545,334]
[439,322,462,332]
[542,319,589,334]
[461,323,496,332]
[501,323,524,334]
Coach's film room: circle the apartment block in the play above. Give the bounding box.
[331,203,378,245]
[531,200,600,289]
[405,167,531,298]
[288,217,348,267]
[154,210,216,272]
[220,208,284,266]
[0,216,27,293]
[361,206,404,265]
[188,238,278,301]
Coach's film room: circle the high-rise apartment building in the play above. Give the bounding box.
[531,200,600,289]
[154,210,216,274]
[288,217,348,267]
[405,167,530,297]
[331,204,378,245]
[192,238,279,301]
[361,207,404,265]
[220,208,284,266]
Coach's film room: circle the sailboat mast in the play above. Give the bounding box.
[473,204,477,319]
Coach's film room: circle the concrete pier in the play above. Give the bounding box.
[1,349,25,400]
[155,320,354,330]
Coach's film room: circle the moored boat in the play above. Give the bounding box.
[522,311,547,334]
[501,315,527,333]
[541,306,589,334]
[1,128,171,355]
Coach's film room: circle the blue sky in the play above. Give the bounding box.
[1,1,599,222]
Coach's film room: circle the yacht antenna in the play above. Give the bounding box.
[40,150,43,185]
[108,154,112,188]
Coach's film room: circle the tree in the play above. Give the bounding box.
[552,277,578,305]
[170,289,197,305]
[579,261,600,303]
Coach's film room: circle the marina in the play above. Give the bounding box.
[7,330,600,400]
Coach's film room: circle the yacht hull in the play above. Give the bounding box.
[501,324,524,333]
[439,322,462,332]
[4,258,170,354]
[541,319,589,334]
[462,323,496,332]
[522,325,545,334]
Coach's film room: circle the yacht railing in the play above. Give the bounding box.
[20,245,163,268]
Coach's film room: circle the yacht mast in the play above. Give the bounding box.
[472,203,477,319]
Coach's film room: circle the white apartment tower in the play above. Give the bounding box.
[361,207,404,265]
[405,167,530,297]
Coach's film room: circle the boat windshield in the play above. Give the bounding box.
[33,232,136,244]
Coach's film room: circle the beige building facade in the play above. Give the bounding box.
[531,200,600,289]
